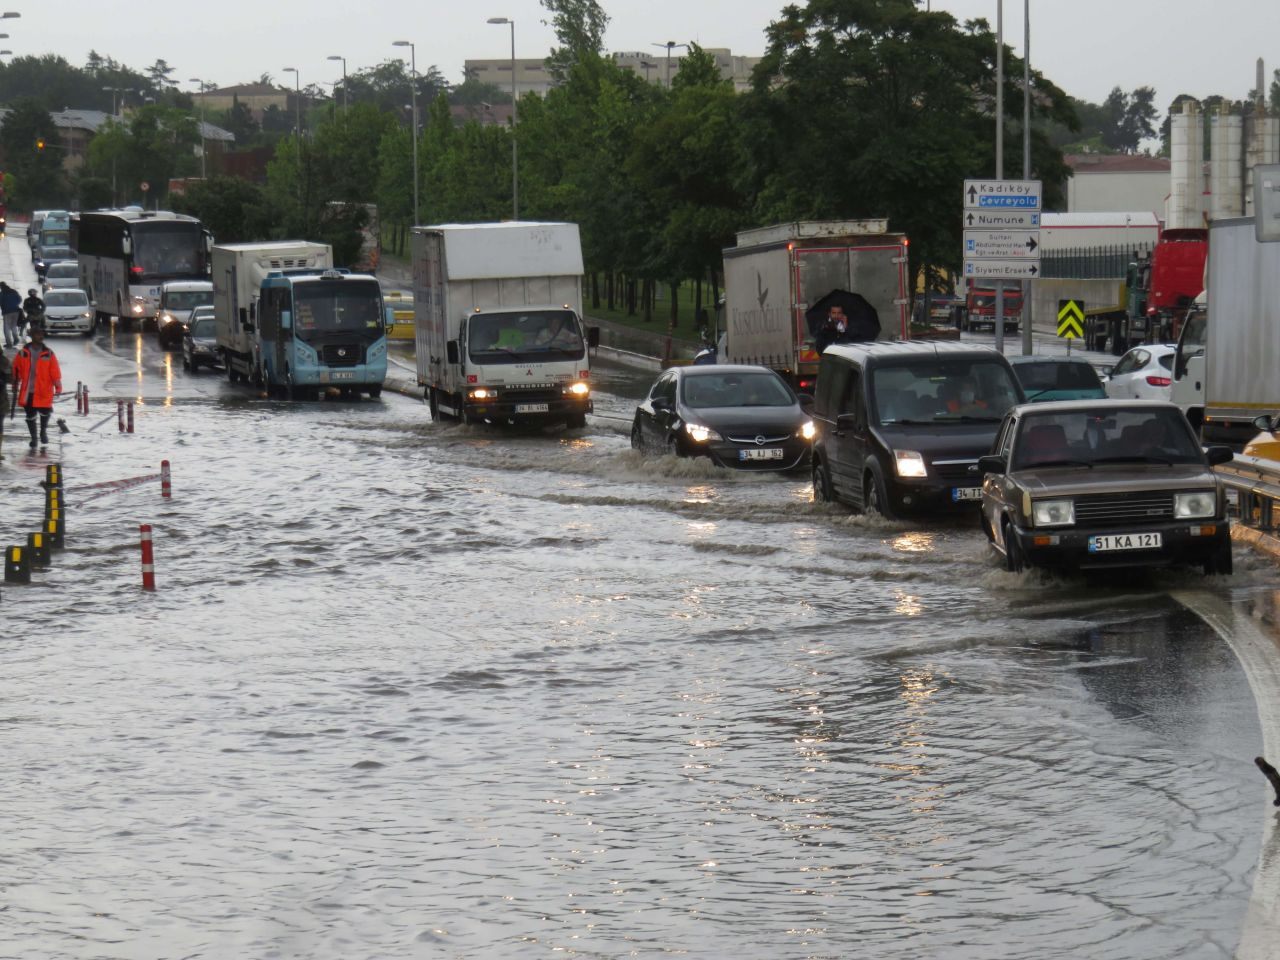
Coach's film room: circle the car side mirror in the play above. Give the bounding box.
[446,340,460,365]
[587,326,600,348]
[1204,445,1234,467]
[835,413,860,430]
[978,454,1007,474]
[1252,413,1275,432]
[796,392,815,412]
[652,397,672,412]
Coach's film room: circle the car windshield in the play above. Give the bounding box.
[467,310,584,363]
[165,290,212,310]
[1013,361,1103,393]
[682,371,794,408]
[45,291,88,307]
[1012,408,1205,469]
[48,264,79,278]
[190,318,216,338]
[871,359,1021,424]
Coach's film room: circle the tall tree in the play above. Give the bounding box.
[540,0,610,80]
[0,97,66,208]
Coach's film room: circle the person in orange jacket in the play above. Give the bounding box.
[10,321,62,450]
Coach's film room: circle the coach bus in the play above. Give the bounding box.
[72,208,212,330]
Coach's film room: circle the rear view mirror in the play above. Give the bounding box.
[796,392,815,412]
[1204,445,1234,467]
[977,454,1007,474]
[1253,413,1276,432]
[446,340,460,365]
[587,326,600,349]
[652,397,672,412]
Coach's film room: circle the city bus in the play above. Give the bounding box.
[72,208,213,330]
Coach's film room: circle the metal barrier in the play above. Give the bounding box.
[1217,456,1280,535]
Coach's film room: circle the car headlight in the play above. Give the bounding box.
[684,422,722,443]
[1174,491,1217,519]
[1032,499,1075,527]
[894,450,927,478]
[82,311,93,319]
[798,420,816,440]
[566,381,590,397]
[468,387,498,400]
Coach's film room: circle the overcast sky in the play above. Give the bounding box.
[10,0,1278,116]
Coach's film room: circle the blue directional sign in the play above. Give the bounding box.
[963,179,1043,212]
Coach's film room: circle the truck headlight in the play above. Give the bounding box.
[1174,491,1216,519]
[566,381,590,397]
[1032,499,1075,527]
[894,450,927,478]
[684,422,721,443]
[468,387,498,400]
[798,420,816,440]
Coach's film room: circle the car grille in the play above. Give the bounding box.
[933,459,980,481]
[321,343,364,367]
[1074,492,1174,525]
[727,433,792,445]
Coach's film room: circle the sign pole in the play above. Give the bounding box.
[994,0,1004,355]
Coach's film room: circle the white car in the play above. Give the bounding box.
[43,260,81,290]
[1104,343,1177,400]
[41,288,95,337]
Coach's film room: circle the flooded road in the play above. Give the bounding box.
[0,307,1276,958]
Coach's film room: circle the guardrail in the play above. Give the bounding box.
[1216,455,1280,555]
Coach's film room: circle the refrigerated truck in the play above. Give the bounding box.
[213,240,387,399]
[720,220,909,392]
[412,221,598,427]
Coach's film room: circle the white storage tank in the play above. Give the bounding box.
[1168,100,1204,230]
[1209,110,1244,221]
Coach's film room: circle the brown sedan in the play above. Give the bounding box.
[978,400,1234,574]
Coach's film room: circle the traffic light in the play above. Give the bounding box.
[35,137,44,152]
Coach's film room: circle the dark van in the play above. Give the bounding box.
[811,341,1025,518]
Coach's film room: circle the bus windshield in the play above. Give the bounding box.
[132,224,206,281]
[292,279,383,339]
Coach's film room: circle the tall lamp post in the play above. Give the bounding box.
[639,60,656,84]
[102,84,135,203]
[392,40,419,226]
[282,66,302,145]
[188,78,208,178]
[327,55,347,115]
[487,17,518,220]
[651,40,688,88]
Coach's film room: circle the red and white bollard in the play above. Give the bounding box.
[139,524,156,591]
[117,399,125,432]
[127,402,135,434]
[160,460,171,499]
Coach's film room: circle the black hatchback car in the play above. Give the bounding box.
[810,341,1025,517]
[630,364,815,470]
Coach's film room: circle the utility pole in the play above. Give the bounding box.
[1021,0,1033,355]
[392,41,419,226]
[188,78,207,179]
[487,17,519,220]
[994,0,1005,355]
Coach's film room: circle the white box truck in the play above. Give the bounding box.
[412,221,598,427]
[720,220,909,392]
[1171,216,1280,447]
[213,240,388,399]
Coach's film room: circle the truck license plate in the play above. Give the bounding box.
[739,448,783,461]
[951,486,982,501]
[1089,532,1162,552]
[516,403,549,413]
[331,372,354,380]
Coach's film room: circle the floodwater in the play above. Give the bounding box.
[0,298,1274,958]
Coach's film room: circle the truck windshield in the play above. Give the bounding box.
[164,290,212,311]
[41,229,71,248]
[871,360,1021,424]
[292,279,384,339]
[468,310,584,362]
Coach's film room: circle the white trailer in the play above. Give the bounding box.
[720,220,909,392]
[412,222,597,427]
[1175,217,1280,447]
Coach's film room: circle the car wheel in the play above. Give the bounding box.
[863,468,895,520]
[566,412,587,429]
[812,457,834,503]
[368,385,383,400]
[428,386,440,419]
[1203,541,1233,576]
[1002,519,1026,573]
[666,434,681,458]
[630,419,644,451]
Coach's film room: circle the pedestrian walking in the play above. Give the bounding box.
[1,282,22,348]
[0,344,8,458]
[11,321,63,450]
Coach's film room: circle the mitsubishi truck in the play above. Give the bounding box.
[412,221,598,427]
[720,220,910,393]
[213,240,387,400]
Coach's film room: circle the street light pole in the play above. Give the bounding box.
[1021,0,1033,355]
[189,78,207,179]
[994,0,1005,355]
[282,66,301,145]
[651,40,689,88]
[327,55,347,115]
[487,17,518,220]
[392,41,419,226]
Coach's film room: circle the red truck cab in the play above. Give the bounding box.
[961,284,1021,333]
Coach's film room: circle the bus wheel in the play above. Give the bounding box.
[368,385,382,400]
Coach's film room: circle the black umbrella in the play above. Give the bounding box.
[805,289,881,344]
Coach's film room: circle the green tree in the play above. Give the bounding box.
[0,97,66,208]
[170,176,279,243]
[742,0,1075,278]
[540,0,610,80]
[86,106,202,206]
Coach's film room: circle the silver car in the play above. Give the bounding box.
[41,288,95,337]
[43,260,80,291]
